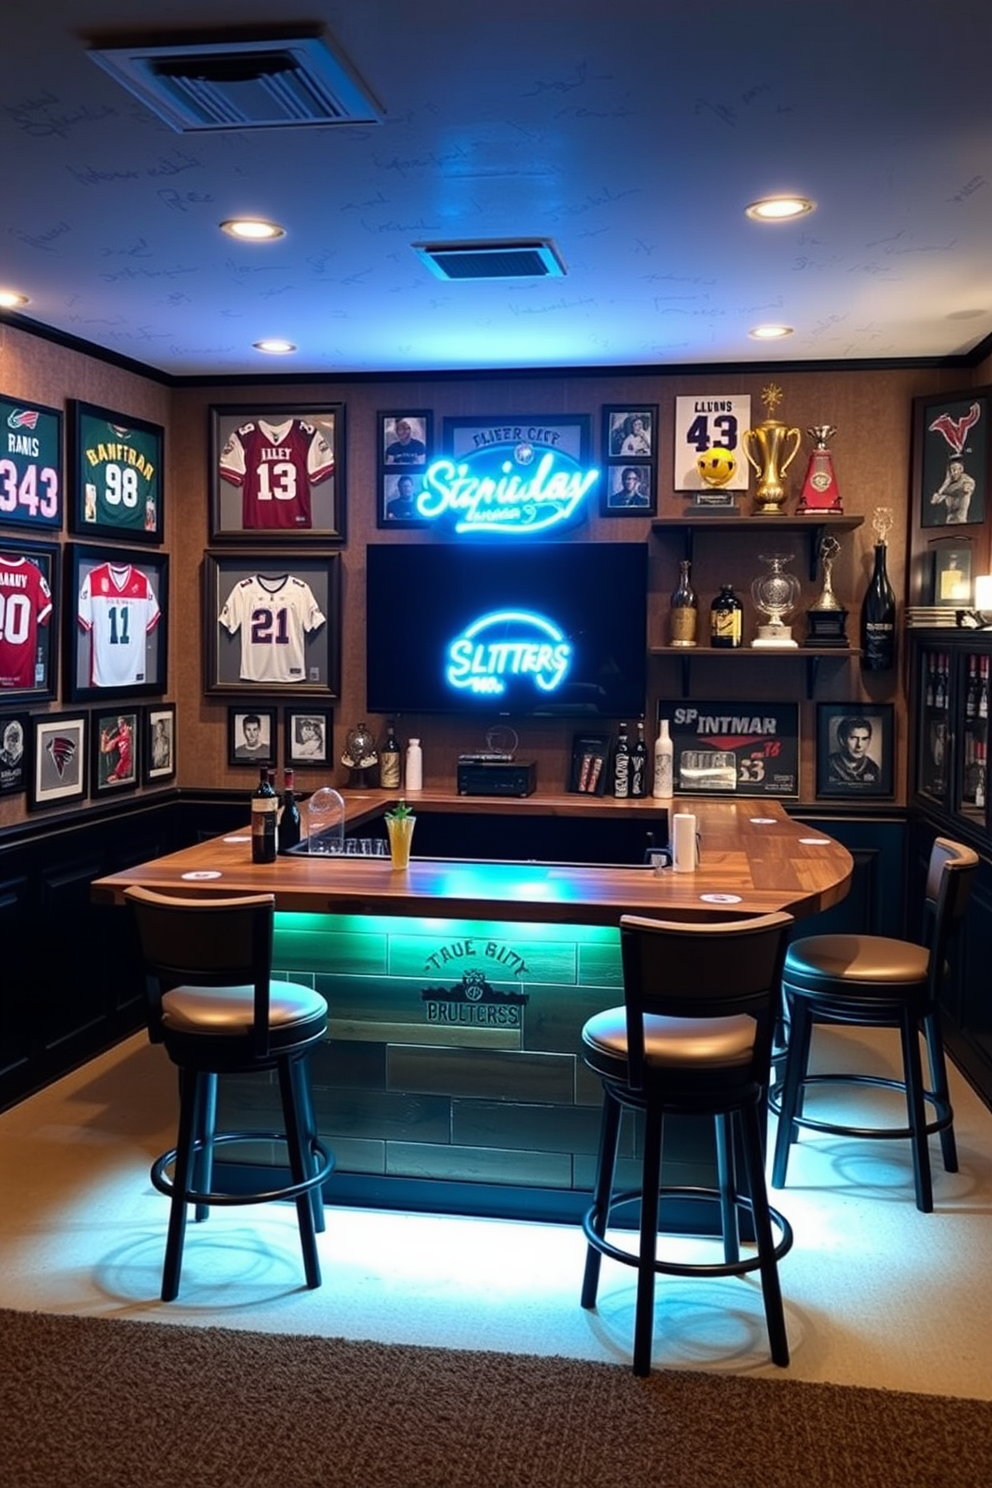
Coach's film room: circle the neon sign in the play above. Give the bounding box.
[446,610,572,696]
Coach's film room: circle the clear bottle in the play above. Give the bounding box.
[405,737,423,792]
[380,720,402,790]
[860,542,896,671]
[630,720,647,798]
[710,584,743,648]
[670,559,698,648]
[612,722,630,798]
[277,768,301,855]
[652,718,674,799]
[251,767,277,865]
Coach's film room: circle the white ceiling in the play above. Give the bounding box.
[4,0,992,379]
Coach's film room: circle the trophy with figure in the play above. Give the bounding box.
[805,534,849,647]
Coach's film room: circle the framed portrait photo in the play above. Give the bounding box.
[603,405,657,461]
[0,711,30,796]
[28,711,87,811]
[0,537,59,704]
[66,543,168,703]
[68,400,164,543]
[602,463,655,515]
[816,703,894,799]
[145,702,176,783]
[210,403,345,542]
[0,392,63,531]
[284,705,332,768]
[380,411,431,468]
[227,704,277,768]
[92,705,140,796]
[916,391,988,530]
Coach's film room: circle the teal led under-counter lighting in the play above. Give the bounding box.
[275,910,619,946]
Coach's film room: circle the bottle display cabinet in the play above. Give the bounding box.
[911,634,989,831]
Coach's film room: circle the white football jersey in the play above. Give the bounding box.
[219,573,325,684]
[77,562,160,688]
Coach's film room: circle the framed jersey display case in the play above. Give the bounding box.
[210,403,345,542]
[68,401,164,544]
[0,392,63,531]
[66,543,168,703]
[203,549,341,699]
[0,537,59,705]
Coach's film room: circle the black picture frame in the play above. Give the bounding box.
[68,400,164,544]
[0,392,63,531]
[284,705,333,768]
[227,705,277,768]
[377,410,432,527]
[145,702,176,783]
[66,543,168,703]
[816,703,894,799]
[28,710,87,810]
[661,700,800,798]
[602,463,655,515]
[92,705,140,796]
[0,537,59,705]
[210,403,345,542]
[0,711,30,796]
[203,549,341,698]
[916,391,988,530]
[929,537,974,605]
[601,404,658,518]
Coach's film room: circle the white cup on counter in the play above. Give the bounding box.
[672,812,699,873]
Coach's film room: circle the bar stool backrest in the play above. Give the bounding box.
[923,837,979,1001]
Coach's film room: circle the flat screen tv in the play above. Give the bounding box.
[366,542,647,718]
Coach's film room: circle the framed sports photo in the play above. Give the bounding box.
[377,410,432,527]
[145,702,176,783]
[816,703,894,799]
[203,549,341,698]
[604,406,656,460]
[0,711,29,796]
[0,392,63,531]
[0,537,59,704]
[915,391,987,529]
[602,463,655,515]
[601,406,658,518]
[210,403,345,542]
[284,705,332,768]
[92,705,140,796]
[227,704,277,768]
[68,400,164,543]
[67,544,168,703]
[673,394,751,494]
[28,711,87,811]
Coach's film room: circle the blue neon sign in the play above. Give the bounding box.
[446,611,572,696]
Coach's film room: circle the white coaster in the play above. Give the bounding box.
[223,835,250,843]
[181,870,222,880]
[749,817,776,824]
[799,837,831,846]
[700,892,742,904]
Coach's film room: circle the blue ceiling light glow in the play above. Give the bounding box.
[446,610,572,696]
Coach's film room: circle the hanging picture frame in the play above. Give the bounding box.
[68,400,164,543]
[227,704,278,768]
[284,705,333,768]
[66,543,168,703]
[209,403,345,542]
[378,407,433,526]
[145,702,177,783]
[0,711,30,796]
[92,705,140,796]
[816,703,895,799]
[601,404,658,517]
[915,391,988,530]
[28,711,87,810]
[0,392,63,531]
[0,537,60,704]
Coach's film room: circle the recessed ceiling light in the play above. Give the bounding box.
[253,339,296,354]
[221,218,285,241]
[0,289,30,308]
[745,196,815,222]
[749,324,794,340]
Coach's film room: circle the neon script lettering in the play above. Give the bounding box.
[418,452,598,534]
[446,611,572,695]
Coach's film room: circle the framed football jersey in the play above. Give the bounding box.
[210,403,345,542]
[67,542,168,702]
[0,537,59,704]
[0,393,63,531]
[69,400,164,544]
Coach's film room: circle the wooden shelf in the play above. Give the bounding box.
[652,513,864,579]
[649,645,862,699]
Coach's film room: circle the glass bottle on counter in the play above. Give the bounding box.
[612,722,630,798]
[630,720,647,798]
[380,720,402,790]
[405,737,423,792]
[710,584,743,648]
[277,769,301,855]
[652,718,674,799]
[251,767,278,864]
[670,559,698,647]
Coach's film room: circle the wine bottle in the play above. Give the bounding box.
[380,720,402,790]
[670,559,698,648]
[277,768,301,855]
[652,718,674,799]
[860,542,896,671]
[710,584,743,648]
[980,657,989,720]
[630,720,647,798]
[251,767,277,865]
[612,722,630,798]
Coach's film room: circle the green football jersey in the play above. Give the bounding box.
[80,415,158,533]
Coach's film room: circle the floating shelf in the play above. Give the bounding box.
[652,514,864,579]
[649,645,863,699]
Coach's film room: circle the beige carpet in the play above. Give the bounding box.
[2,1306,990,1488]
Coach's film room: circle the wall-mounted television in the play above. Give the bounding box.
[366,542,647,718]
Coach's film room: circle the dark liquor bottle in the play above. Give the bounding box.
[380,720,401,790]
[630,720,647,798]
[935,654,946,710]
[612,722,630,798]
[670,559,698,648]
[980,657,989,720]
[251,767,277,865]
[710,584,743,649]
[966,657,978,719]
[860,542,896,671]
[277,768,301,855]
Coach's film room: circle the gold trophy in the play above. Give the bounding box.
[742,384,802,516]
[804,534,849,647]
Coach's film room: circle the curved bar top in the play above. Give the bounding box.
[92,792,852,927]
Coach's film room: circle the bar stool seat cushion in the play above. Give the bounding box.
[784,936,928,994]
[162,981,326,1036]
[583,1008,756,1070]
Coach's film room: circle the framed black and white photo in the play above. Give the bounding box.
[915,391,987,529]
[0,392,63,531]
[66,543,168,703]
[0,711,29,796]
[604,406,656,460]
[204,549,341,698]
[284,705,332,767]
[92,705,140,796]
[816,703,894,799]
[210,403,344,542]
[601,405,658,518]
[145,702,176,783]
[227,705,277,768]
[28,711,87,810]
[68,400,164,544]
[602,463,654,514]
[0,537,59,704]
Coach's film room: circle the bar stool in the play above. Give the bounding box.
[771,837,977,1212]
[580,911,794,1377]
[125,886,334,1300]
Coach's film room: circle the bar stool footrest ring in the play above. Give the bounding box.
[768,1072,953,1141]
[582,1184,793,1279]
[151,1129,335,1208]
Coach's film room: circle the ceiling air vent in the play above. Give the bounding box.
[413,240,567,281]
[85,26,382,132]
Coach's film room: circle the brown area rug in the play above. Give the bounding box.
[1,1307,990,1488]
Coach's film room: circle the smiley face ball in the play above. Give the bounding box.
[696,448,737,487]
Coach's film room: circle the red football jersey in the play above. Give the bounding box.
[0,555,53,689]
[218,417,334,530]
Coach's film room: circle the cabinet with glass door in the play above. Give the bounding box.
[911,635,989,832]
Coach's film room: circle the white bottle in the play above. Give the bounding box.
[652,718,673,799]
[405,737,423,792]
